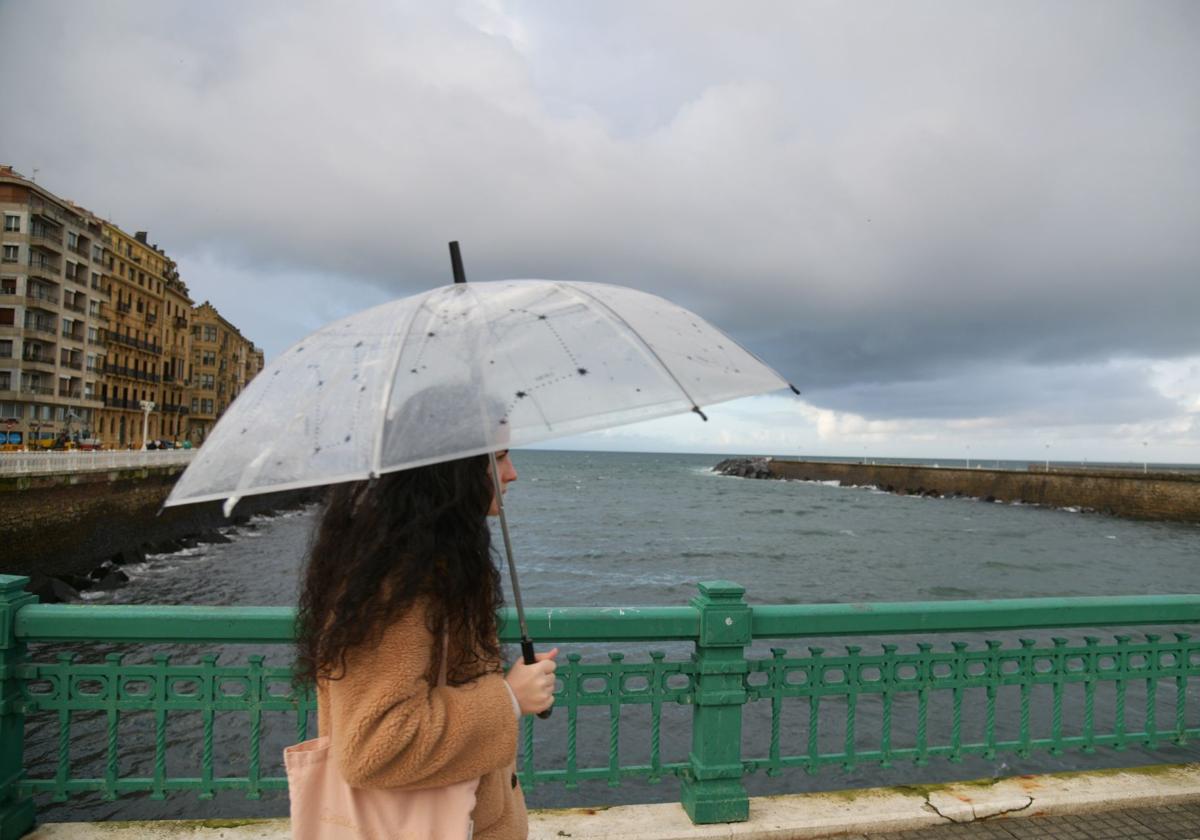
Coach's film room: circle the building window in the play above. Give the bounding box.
[0,308,13,326]
[0,372,10,391]
[0,277,14,295]
[1,245,17,263]
[0,340,11,358]
[0,402,22,419]
[67,232,78,249]
[204,326,217,342]
[3,215,18,232]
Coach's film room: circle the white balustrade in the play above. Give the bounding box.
[0,449,196,476]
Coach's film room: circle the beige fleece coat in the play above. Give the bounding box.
[317,601,527,839]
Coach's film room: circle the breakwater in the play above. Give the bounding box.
[0,464,320,600]
[715,458,1200,522]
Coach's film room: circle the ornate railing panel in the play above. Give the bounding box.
[1,575,1199,838]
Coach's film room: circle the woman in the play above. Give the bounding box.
[295,450,557,839]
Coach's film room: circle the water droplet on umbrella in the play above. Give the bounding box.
[355,341,364,348]
[577,368,588,376]
[515,391,528,399]
[296,346,305,352]
[344,435,351,442]
[427,332,436,338]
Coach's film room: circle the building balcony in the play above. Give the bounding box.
[174,315,188,329]
[57,386,82,399]
[59,359,83,371]
[116,302,131,314]
[25,289,59,305]
[146,313,157,326]
[63,299,86,314]
[60,329,85,343]
[21,384,54,396]
[68,242,90,260]
[29,229,63,250]
[27,260,61,278]
[29,199,71,226]
[20,353,56,370]
[23,323,57,336]
[64,271,87,287]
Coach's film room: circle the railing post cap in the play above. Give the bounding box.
[696,581,745,601]
[0,575,30,595]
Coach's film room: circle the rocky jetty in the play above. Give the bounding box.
[713,457,778,480]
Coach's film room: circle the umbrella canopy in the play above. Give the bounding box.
[165,279,793,512]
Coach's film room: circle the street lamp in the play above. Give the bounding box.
[966,445,971,470]
[1044,443,1050,471]
[1143,440,1148,474]
[139,400,156,451]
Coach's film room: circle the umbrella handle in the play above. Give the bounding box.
[521,638,554,720]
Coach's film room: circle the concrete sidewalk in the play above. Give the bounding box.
[25,763,1200,840]
[867,801,1200,839]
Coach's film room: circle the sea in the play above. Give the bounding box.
[29,450,1200,822]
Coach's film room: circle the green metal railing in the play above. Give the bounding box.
[2,574,1200,836]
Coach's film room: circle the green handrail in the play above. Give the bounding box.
[3,573,1200,837]
[17,594,1200,644]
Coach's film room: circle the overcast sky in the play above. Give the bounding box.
[2,1,1197,463]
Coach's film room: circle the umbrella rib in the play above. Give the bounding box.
[556,281,709,419]
[370,288,435,478]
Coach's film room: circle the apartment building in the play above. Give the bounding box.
[96,225,172,447]
[188,302,257,443]
[1,165,262,449]
[161,265,194,441]
[0,166,107,447]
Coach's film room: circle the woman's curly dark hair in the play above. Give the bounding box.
[294,454,503,687]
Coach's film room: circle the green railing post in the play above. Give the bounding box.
[680,580,750,824]
[0,576,36,839]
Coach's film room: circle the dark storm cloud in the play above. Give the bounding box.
[1,0,1196,431]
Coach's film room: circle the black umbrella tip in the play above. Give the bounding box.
[692,405,708,422]
[448,242,467,284]
[789,383,801,395]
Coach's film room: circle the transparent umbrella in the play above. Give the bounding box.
[165,268,796,701]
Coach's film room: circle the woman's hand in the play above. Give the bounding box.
[505,648,559,715]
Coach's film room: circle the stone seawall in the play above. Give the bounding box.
[719,459,1200,523]
[0,466,321,592]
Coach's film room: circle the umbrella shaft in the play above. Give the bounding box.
[489,450,529,640]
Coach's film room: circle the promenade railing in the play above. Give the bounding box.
[1,574,1198,837]
[0,449,195,476]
